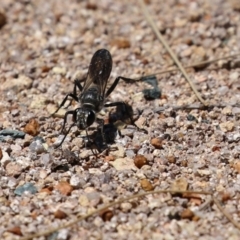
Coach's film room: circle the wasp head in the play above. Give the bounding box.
[75,108,96,129]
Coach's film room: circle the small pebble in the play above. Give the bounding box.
[229,72,239,81]
[54,209,67,219]
[232,107,240,115]
[219,121,235,132]
[1,75,32,92]
[197,169,211,176]
[54,181,73,196]
[134,155,148,168]
[110,158,137,171]
[110,38,131,48]
[222,106,232,115]
[52,67,67,75]
[29,139,46,154]
[167,155,176,164]
[11,109,19,117]
[120,202,132,212]
[233,161,240,173]
[101,209,114,221]
[7,226,22,236]
[87,191,101,207]
[0,12,7,29]
[150,138,163,149]
[39,170,48,179]
[39,153,52,166]
[140,179,154,191]
[180,209,195,220]
[70,174,81,188]
[24,119,40,136]
[0,150,11,167]
[14,183,37,196]
[57,229,69,240]
[29,95,48,109]
[11,144,22,153]
[0,129,25,140]
[79,149,93,159]
[171,178,188,192]
[187,114,197,122]
[5,162,22,177]
[71,137,84,148]
[79,195,89,207]
[7,177,18,189]
[218,86,229,95]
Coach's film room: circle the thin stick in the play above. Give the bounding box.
[19,188,240,240]
[153,103,240,113]
[140,52,240,79]
[19,190,212,240]
[212,196,240,230]
[138,0,207,106]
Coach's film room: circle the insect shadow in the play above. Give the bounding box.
[50,49,141,154]
[91,102,138,151]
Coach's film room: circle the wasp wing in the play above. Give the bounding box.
[82,49,112,97]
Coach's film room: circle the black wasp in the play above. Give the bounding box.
[52,49,138,150]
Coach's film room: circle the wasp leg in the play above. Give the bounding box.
[96,118,107,148]
[51,93,78,117]
[64,79,84,109]
[73,78,84,92]
[51,79,84,117]
[105,76,136,97]
[54,110,76,148]
[84,128,98,156]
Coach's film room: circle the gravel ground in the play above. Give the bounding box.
[0,0,240,239]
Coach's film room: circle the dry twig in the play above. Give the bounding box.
[20,189,240,240]
[138,0,207,105]
[141,52,240,78]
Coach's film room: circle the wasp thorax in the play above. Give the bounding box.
[76,108,96,129]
